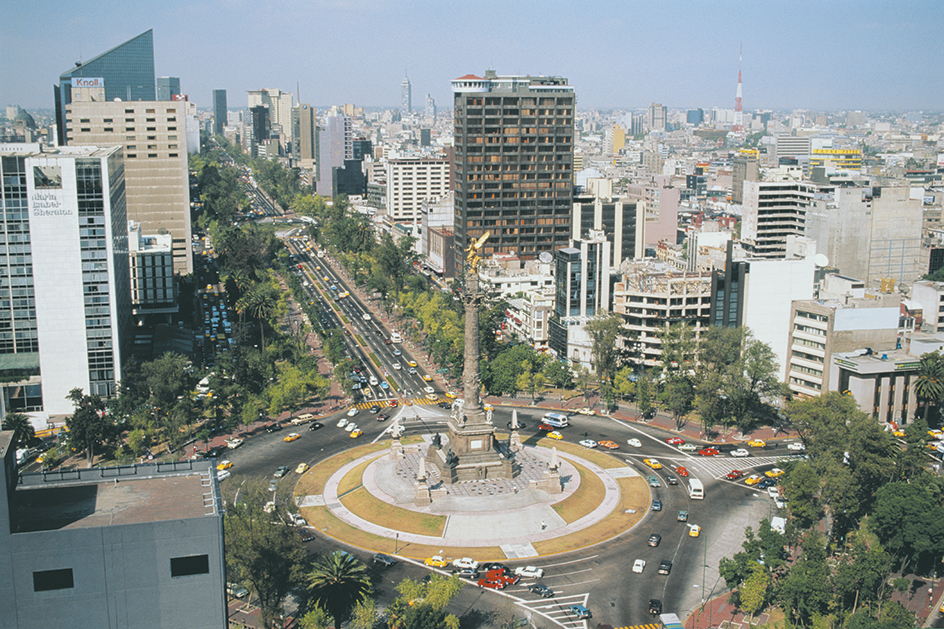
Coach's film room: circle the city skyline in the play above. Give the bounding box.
[3,0,943,113]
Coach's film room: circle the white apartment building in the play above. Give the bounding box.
[741,168,813,259]
[385,158,449,222]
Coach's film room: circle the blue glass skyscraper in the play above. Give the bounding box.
[55,30,155,145]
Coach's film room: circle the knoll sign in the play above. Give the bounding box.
[30,191,73,217]
[72,77,104,88]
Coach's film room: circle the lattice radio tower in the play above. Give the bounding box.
[733,43,744,137]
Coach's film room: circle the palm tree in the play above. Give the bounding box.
[305,551,371,629]
[239,286,278,351]
[913,352,944,422]
[2,412,34,449]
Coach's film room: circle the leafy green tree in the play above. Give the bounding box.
[298,607,332,629]
[740,563,770,622]
[585,310,625,388]
[66,388,113,467]
[832,535,893,616]
[659,323,697,376]
[778,531,833,628]
[401,605,460,629]
[636,373,654,416]
[347,598,378,629]
[781,461,823,530]
[871,481,944,574]
[913,351,944,422]
[660,374,695,430]
[2,412,35,449]
[543,360,573,390]
[224,488,310,629]
[305,551,371,629]
[613,366,636,402]
[239,282,280,351]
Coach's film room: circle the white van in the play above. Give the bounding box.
[369,375,379,386]
[542,413,570,428]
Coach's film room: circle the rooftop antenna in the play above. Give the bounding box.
[733,43,744,137]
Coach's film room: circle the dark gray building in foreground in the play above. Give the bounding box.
[0,431,226,628]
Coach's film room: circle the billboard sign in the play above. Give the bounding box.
[72,77,104,89]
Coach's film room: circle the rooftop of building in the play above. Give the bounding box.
[834,348,919,370]
[10,460,218,534]
[0,143,120,159]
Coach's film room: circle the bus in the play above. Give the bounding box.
[660,613,684,629]
[687,478,704,500]
[542,412,570,428]
[390,332,402,343]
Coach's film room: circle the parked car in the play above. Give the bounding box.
[274,466,289,478]
[787,442,805,451]
[576,407,595,415]
[745,474,763,485]
[765,467,785,478]
[227,582,249,599]
[347,408,359,417]
[424,555,447,567]
[265,423,283,433]
[726,470,744,480]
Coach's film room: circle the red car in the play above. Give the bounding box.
[698,447,720,456]
[666,437,685,445]
[487,569,519,585]
[389,400,398,407]
[477,578,506,590]
[538,423,554,432]
[675,466,690,477]
[726,470,744,480]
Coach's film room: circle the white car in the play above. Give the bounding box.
[767,486,781,499]
[632,559,646,573]
[362,314,371,321]
[217,470,231,481]
[392,363,401,370]
[679,443,698,452]
[337,418,349,428]
[787,442,805,451]
[290,513,307,527]
[424,386,435,394]
[730,448,750,457]
[579,439,598,449]
[347,408,359,417]
[627,438,642,448]
[345,423,358,432]
[514,566,544,578]
[452,557,479,570]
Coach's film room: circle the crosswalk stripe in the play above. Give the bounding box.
[612,624,661,629]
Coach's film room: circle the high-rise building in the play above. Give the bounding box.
[401,72,412,114]
[212,89,227,136]
[451,71,575,269]
[647,103,667,132]
[425,93,436,120]
[386,158,450,222]
[0,144,131,416]
[247,89,293,152]
[731,153,759,204]
[572,181,641,268]
[64,100,193,275]
[155,76,180,101]
[318,112,352,198]
[295,103,318,173]
[686,109,704,126]
[741,169,814,258]
[55,29,156,146]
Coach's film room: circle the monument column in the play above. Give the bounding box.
[462,270,483,413]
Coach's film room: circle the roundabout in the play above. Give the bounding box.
[293,432,650,561]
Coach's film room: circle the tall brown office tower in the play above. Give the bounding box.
[451,71,575,271]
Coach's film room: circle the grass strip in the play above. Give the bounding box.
[355,334,366,347]
[369,353,381,367]
[337,459,372,496]
[339,487,447,536]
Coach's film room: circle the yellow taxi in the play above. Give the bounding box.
[407,360,418,367]
[483,404,493,411]
[765,468,785,478]
[295,463,309,474]
[546,431,564,440]
[929,430,944,440]
[424,556,448,567]
[423,374,433,382]
[747,439,766,448]
[643,458,663,470]
[444,391,457,399]
[427,393,439,401]
[688,524,701,537]
[217,460,233,471]
[350,429,363,438]
[893,430,906,437]
[745,474,762,485]
[284,433,301,442]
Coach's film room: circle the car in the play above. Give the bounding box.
[227,582,249,599]
[698,447,721,456]
[632,559,646,573]
[677,510,689,522]
[930,429,944,440]
[217,470,231,481]
[576,407,595,415]
[350,429,363,438]
[665,475,679,485]
[658,560,673,575]
[748,439,766,447]
[688,524,701,537]
[322,276,329,281]
[765,467,785,478]
[380,381,389,390]
[644,458,663,469]
[284,433,300,442]
[345,422,358,432]
[651,499,662,511]
[529,583,554,598]
[648,533,662,547]
[393,349,401,356]
[642,409,656,419]
[373,553,397,567]
[392,363,401,371]
[477,578,505,590]
[295,463,309,474]
[649,599,663,615]
[647,476,661,488]
[308,422,323,431]
[274,466,289,478]
[424,555,448,567]
[444,391,456,399]
[226,438,244,449]
[731,448,750,457]
[362,314,371,321]
[484,562,509,574]
[454,568,479,579]
[438,401,452,409]
[408,367,417,375]
[569,604,591,620]
[627,438,642,448]
[265,423,283,433]
[679,443,698,452]
[369,405,380,414]
[599,440,619,450]
[675,466,690,477]
[547,431,563,440]
[787,442,805,451]
[407,360,418,367]
[893,429,907,438]
[217,460,233,471]
[579,439,598,449]
[377,413,389,421]
[767,485,781,499]
[347,408,359,417]
[423,374,433,381]
[745,474,763,485]
[268,479,278,492]
[666,437,685,445]
[506,419,528,429]
[514,566,544,579]
[726,470,745,480]
[389,400,398,407]
[289,512,307,527]
[539,423,555,432]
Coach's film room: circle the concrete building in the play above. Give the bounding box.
[65,99,193,274]
[452,71,575,269]
[505,288,554,349]
[624,175,680,248]
[647,103,667,132]
[247,88,294,151]
[401,73,412,114]
[385,158,450,222]
[830,350,920,423]
[775,134,811,162]
[731,154,759,204]
[741,168,813,259]
[128,221,177,318]
[0,144,131,419]
[295,103,318,173]
[55,30,155,146]
[425,93,436,120]
[318,112,352,198]
[572,184,642,268]
[212,89,226,136]
[612,263,713,367]
[155,76,180,101]
[0,432,227,628]
[911,280,944,333]
[477,255,555,298]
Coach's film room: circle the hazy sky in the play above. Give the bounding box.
[4,0,943,113]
